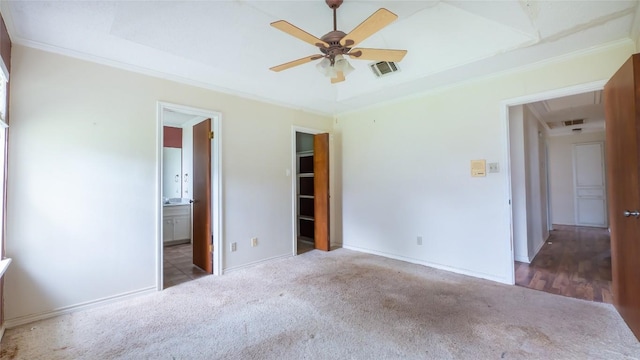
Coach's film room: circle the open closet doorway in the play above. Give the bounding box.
[292,128,330,255]
[158,102,222,290]
[505,84,612,303]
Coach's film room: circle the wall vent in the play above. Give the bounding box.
[370,61,400,77]
[563,119,584,126]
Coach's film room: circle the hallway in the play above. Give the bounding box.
[515,225,612,303]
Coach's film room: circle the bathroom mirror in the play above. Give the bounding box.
[163,147,182,198]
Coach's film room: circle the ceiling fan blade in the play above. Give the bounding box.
[331,71,345,84]
[271,20,329,48]
[349,48,407,62]
[340,8,398,47]
[270,55,322,72]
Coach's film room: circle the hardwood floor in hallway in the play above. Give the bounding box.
[515,225,612,303]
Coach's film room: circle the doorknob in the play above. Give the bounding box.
[189,199,195,204]
[623,210,640,218]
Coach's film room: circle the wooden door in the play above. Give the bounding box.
[604,54,640,339]
[192,119,212,273]
[313,133,330,251]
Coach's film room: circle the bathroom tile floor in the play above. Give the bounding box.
[164,243,208,288]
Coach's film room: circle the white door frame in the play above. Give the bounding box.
[501,80,606,285]
[291,126,329,256]
[157,102,223,290]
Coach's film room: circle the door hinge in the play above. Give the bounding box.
[208,131,214,140]
[209,243,213,253]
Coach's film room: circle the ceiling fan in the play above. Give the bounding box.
[269,0,407,84]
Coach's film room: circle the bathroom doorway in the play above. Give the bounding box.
[158,102,222,290]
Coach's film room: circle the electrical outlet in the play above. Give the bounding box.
[231,242,237,252]
[251,237,258,247]
[417,236,423,245]
[488,162,499,173]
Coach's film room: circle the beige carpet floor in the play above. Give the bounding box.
[1,248,639,359]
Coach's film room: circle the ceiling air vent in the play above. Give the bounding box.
[370,61,400,78]
[563,119,584,126]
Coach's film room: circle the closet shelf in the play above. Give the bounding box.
[299,216,314,221]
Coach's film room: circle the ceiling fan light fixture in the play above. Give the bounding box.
[316,57,334,77]
[334,55,355,76]
[270,2,405,83]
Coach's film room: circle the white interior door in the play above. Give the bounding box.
[573,142,607,227]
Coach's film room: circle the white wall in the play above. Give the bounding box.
[509,106,528,262]
[506,104,549,264]
[547,131,606,225]
[523,105,548,261]
[336,41,634,283]
[5,45,332,323]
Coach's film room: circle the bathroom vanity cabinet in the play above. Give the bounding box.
[163,204,191,245]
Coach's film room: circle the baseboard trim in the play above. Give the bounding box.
[0,324,5,342]
[514,254,530,263]
[343,244,511,285]
[4,286,156,329]
[223,253,292,274]
[528,235,549,263]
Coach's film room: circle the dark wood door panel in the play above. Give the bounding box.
[192,119,212,274]
[314,133,330,251]
[604,53,640,339]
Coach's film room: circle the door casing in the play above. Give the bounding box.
[157,102,222,289]
[501,80,607,285]
[291,126,333,255]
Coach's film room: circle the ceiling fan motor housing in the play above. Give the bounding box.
[326,0,343,9]
[319,30,351,61]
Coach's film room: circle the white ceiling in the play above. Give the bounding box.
[1,1,638,116]
[527,90,605,136]
[163,109,205,127]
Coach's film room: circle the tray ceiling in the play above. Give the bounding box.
[1,1,638,115]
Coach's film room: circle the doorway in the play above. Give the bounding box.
[505,83,612,303]
[157,102,222,290]
[292,127,330,255]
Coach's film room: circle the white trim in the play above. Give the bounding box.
[501,99,516,284]
[3,287,155,329]
[528,233,549,263]
[157,102,223,291]
[0,56,8,83]
[501,80,607,286]
[0,258,11,278]
[223,253,291,274]
[343,245,511,285]
[0,324,5,342]
[514,233,547,264]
